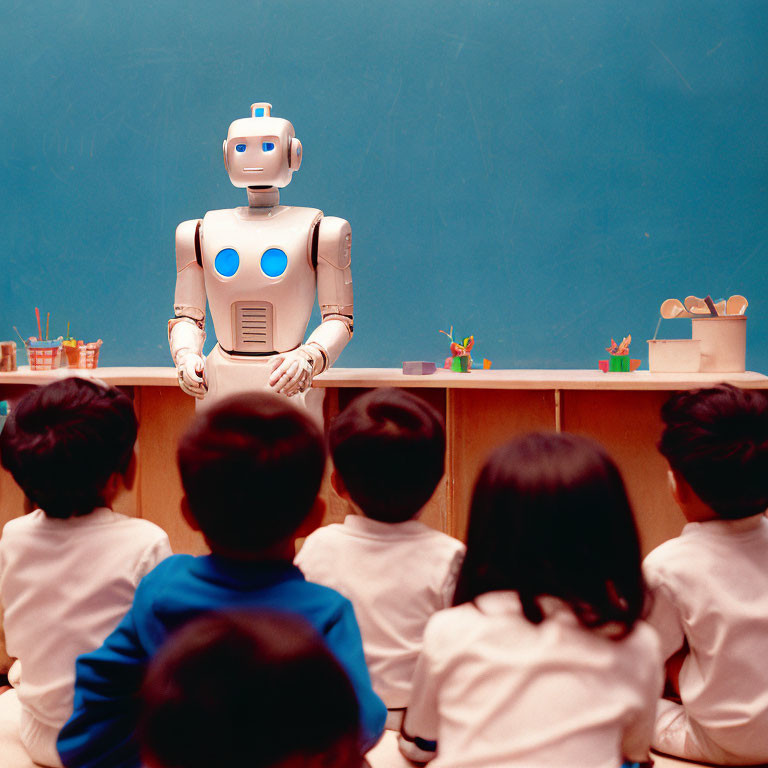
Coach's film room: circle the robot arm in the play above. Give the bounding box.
[308,215,354,363]
[269,217,353,396]
[169,219,207,398]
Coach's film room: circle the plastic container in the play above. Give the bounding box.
[25,339,63,370]
[63,340,103,369]
[691,316,747,373]
[647,339,701,373]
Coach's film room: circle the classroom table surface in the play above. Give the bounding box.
[1,366,767,389]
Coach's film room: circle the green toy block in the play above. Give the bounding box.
[609,355,630,372]
[451,355,470,373]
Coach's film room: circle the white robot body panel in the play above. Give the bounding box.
[200,205,322,354]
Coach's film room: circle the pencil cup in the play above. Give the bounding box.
[26,340,63,370]
[691,316,746,373]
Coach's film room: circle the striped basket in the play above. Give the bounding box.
[26,340,63,370]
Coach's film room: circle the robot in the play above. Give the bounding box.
[168,103,353,411]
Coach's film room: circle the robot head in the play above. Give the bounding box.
[223,103,303,189]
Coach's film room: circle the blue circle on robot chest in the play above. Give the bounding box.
[260,248,288,277]
[214,248,240,277]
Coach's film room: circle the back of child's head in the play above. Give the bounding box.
[177,392,326,554]
[0,378,137,519]
[454,432,644,638]
[329,388,445,523]
[658,384,768,520]
[139,609,361,768]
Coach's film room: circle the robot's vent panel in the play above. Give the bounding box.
[232,301,274,351]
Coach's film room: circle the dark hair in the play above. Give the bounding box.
[329,388,445,523]
[658,384,768,520]
[454,432,644,638]
[139,610,361,768]
[177,393,326,553]
[0,378,137,519]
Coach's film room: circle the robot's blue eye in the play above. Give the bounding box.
[235,144,246,153]
[215,248,240,278]
[254,107,265,117]
[262,142,275,152]
[261,248,288,278]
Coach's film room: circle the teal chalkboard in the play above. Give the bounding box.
[2,1,767,370]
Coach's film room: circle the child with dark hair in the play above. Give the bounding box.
[139,610,362,768]
[399,432,662,767]
[296,388,464,727]
[644,384,768,765]
[0,378,171,767]
[58,392,385,768]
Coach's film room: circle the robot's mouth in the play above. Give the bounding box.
[243,168,264,172]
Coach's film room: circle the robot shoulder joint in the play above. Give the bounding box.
[317,216,351,270]
[175,219,203,271]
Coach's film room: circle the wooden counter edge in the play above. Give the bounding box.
[1,367,767,390]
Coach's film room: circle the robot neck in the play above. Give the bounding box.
[247,186,280,208]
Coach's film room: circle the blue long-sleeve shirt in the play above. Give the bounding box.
[57,554,386,767]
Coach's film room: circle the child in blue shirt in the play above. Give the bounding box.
[58,392,386,768]
[139,609,363,768]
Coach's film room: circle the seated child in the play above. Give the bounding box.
[139,609,362,768]
[295,388,465,726]
[644,384,768,765]
[399,432,662,767]
[58,392,386,768]
[0,378,172,767]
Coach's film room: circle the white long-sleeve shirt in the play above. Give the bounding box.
[643,514,768,763]
[296,515,465,708]
[0,508,171,731]
[403,591,662,768]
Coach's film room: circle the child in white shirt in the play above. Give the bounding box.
[400,432,662,768]
[296,388,465,726]
[0,378,171,767]
[644,383,768,765]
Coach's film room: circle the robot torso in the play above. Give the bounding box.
[200,205,322,354]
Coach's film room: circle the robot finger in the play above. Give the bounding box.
[276,361,301,391]
[268,358,295,387]
[269,355,286,374]
[283,368,311,397]
[179,376,206,399]
[270,366,296,393]
[183,357,205,383]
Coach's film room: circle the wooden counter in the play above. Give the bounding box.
[2,367,766,557]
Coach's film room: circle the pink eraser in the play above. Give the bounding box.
[403,361,437,375]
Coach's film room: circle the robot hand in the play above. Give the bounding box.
[169,318,207,399]
[268,346,319,397]
[176,350,207,399]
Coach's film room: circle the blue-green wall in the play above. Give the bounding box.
[2,1,766,370]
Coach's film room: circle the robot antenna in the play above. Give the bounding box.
[250,102,272,118]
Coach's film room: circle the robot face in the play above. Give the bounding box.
[224,104,301,189]
[226,135,286,187]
